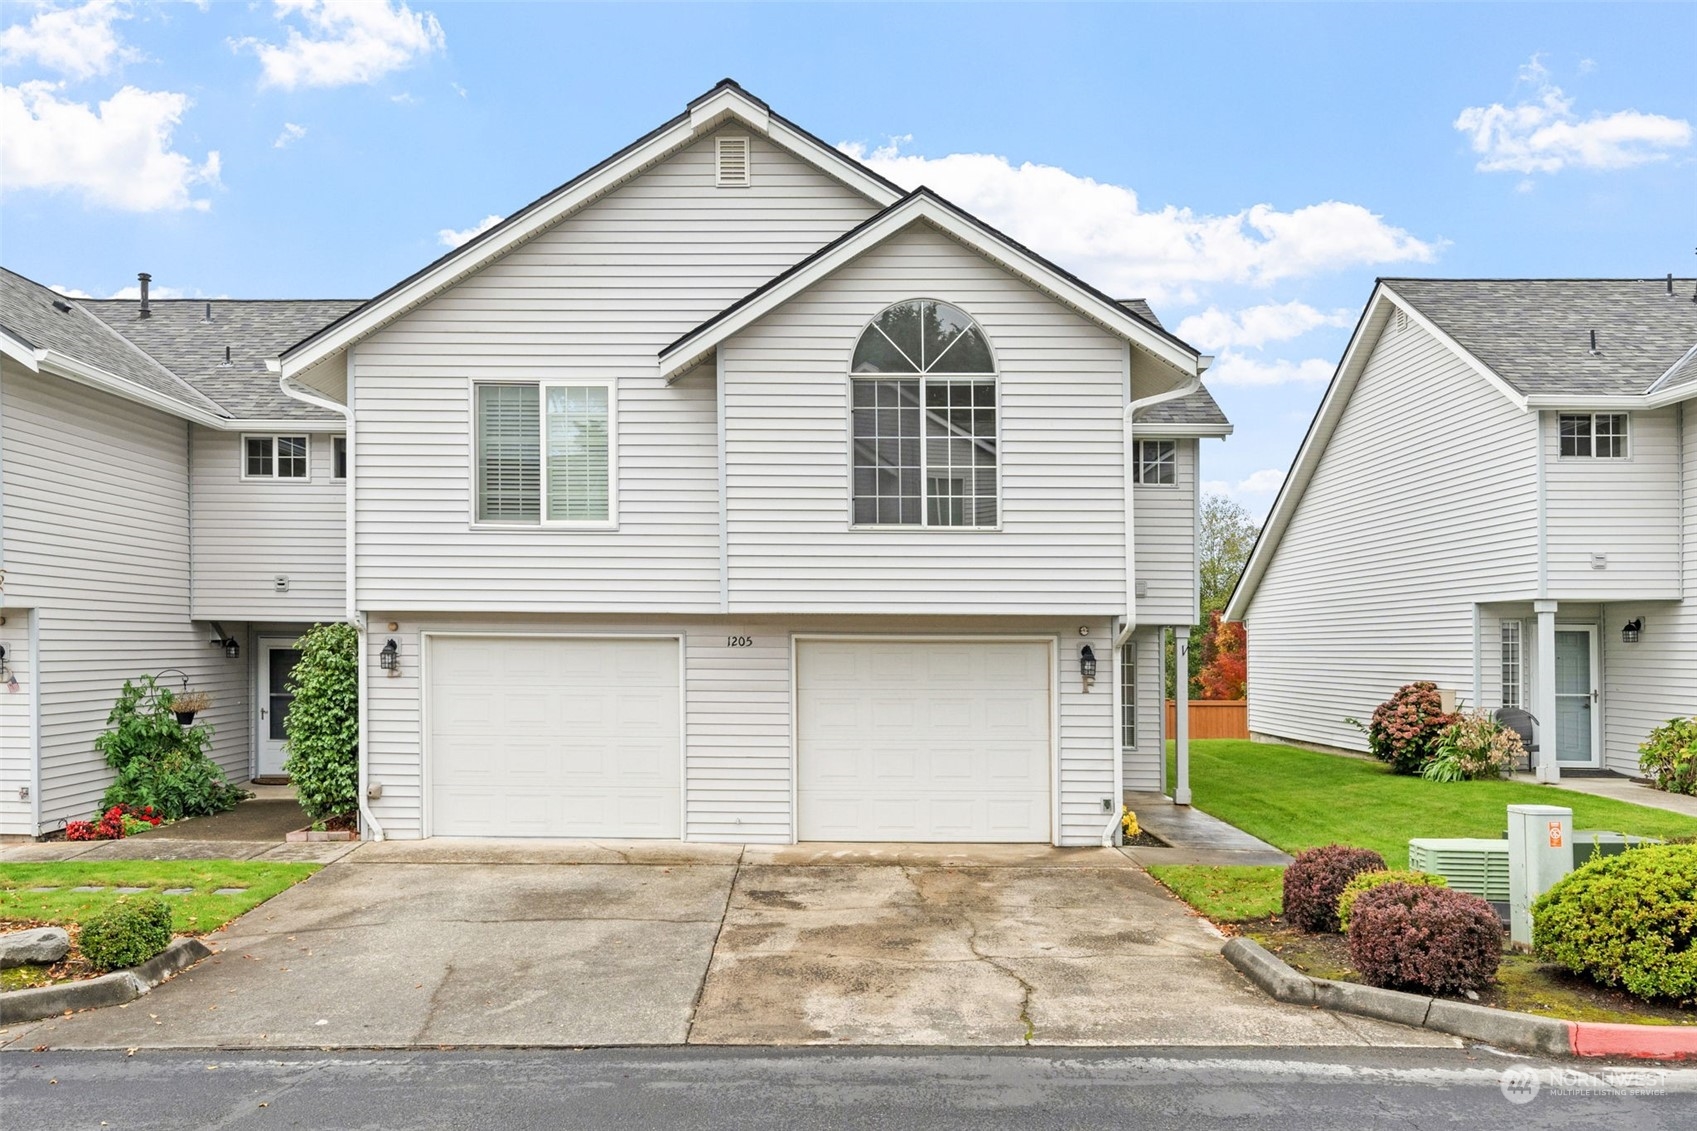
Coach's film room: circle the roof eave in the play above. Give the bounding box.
[1131,422,1234,438]
[34,348,230,427]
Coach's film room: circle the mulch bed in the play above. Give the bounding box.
[1124,830,1170,848]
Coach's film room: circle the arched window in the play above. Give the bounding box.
[850,300,998,527]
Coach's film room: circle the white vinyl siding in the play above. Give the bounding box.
[351,129,879,613]
[720,223,1127,614]
[1241,315,1540,753]
[1134,439,1198,625]
[1545,404,1682,599]
[2,362,248,832]
[190,425,345,621]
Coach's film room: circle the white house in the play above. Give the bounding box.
[1,81,1230,845]
[1226,277,1697,779]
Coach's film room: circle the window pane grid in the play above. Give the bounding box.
[1121,644,1137,748]
[923,380,997,527]
[245,436,273,478]
[1134,440,1176,485]
[1560,413,1628,459]
[851,378,922,525]
[1500,621,1521,710]
[276,436,308,478]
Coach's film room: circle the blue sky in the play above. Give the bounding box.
[3,2,1693,513]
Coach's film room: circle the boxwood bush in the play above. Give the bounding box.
[1348,883,1501,994]
[79,897,173,971]
[282,623,360,823]
[1283,844,1386,933]
[1337,868,1447,933]
[1533,844,1697,1001]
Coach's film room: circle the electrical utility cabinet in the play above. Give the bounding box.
[1507,804,1573,946]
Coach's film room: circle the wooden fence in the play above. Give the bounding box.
[1165,699,1249,740]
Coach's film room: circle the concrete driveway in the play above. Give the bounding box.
[2,841,1452,1050]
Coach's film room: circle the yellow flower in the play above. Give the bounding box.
[1120,807,1140,839]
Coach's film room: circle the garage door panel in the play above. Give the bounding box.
[797,640,1052,843]
[428,637,681,838]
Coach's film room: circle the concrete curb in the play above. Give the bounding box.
[0,937,212,1026]
[1222,937,1696,1060]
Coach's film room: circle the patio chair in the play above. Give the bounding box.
[1494,707,1538,772]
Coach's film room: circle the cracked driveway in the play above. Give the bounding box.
[2,841,1452,1050]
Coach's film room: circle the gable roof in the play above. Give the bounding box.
[0,267,230,422]
[278,80,904,380]
[658,188,1206,383]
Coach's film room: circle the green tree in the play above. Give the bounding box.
[283,623,360,822]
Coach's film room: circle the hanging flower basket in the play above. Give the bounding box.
[171,689,212,726]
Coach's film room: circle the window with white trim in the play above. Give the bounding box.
[474,382,612,524]
[1133,440,1177,486]
[243,434,309,479]
[1500,621,1522,709]
[1121,644,1137,748]
[850,300,998,527]
[1559,413,1630,458]
[332,435,347,480]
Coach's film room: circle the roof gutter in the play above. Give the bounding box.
[275,361,384,842]
[35,349,229,428]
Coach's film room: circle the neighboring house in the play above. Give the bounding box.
[1,81,1230,845]
[1226,277,1697,779]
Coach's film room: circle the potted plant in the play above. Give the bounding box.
[170,689,212,726]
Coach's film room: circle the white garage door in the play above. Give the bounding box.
[796,640,1052,842]
[427,636,680,838]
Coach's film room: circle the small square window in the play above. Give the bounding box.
[245,436,274,477]
[277,436,308,478]
[1134,440,1177,486]
[332,436,347,480]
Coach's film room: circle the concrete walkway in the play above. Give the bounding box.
[0,837,357,865]
[0,840,1449,1051]
[1508,773,1697,819]
[1119,792,1294,867]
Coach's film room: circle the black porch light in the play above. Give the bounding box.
[1079,644,1098,682]
[224,638,241,659]
[379,638,400,672]
[1621,618,1643,644]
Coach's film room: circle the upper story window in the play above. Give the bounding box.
[850,299,998,528]
[244,434,308,480]
[475,382,613,526]
[332,435,347,480]
[1559,413,1629,458]
[1133,440,1177,486]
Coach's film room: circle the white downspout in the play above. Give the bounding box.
[276,363,384,840]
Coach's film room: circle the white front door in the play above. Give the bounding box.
[1553,627,1600,767]
[795,639,1053,843]
[0,611,35,836]
[257,636,303,779]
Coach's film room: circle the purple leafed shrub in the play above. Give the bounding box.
[1347,882,1502,994]
[1282,845,1387,933]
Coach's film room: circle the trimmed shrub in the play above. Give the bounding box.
[1532,844,1697,1001]
[1424,711,1523,782]
[282,623,360,823]
[97,676,247,819]
[1360,682,1456,775]
[1638,717,1697,796]
[1283,845,1387,933]
[1337,869,1448,933]
[1348,883,1502,994]
[79,897,173,971]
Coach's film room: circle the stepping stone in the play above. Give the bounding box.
[113,887,147,894]
[69,886,106,893]
[26,887,59,892]
[212,888,248,896]
[162,888,194,896]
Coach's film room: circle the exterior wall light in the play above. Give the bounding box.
[1621,618,1643,644]
[1080,644,1098,686]
[223,638,240,659]
[379,638,400,672]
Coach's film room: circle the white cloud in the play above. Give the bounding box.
[839,139,1438,304]
[1205,353,1335,388]
[1175,301,1354,351]
[236,0,446,90]
[0,80,221,211]
[102,282,198,300]
[438,213,502,248]
[0,0,139,82]
[1455,56,1691,174]
[450,81,466,98]
[1203,467,1287,516]
[272,121,307,148]
[1234,468,1287,495]
[389,91,416,105]
[48,283,94,298]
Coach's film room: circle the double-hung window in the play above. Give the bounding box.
[474,382,613,525]
[1500,621,1522,709]
[332,436,347,480]
[1558,413,1629,458]
[1133,440,1177,486]
[850,299,998,528]
[243,434,309,480]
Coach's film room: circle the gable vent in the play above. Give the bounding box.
[716,135,750,187]
[1392,307,1409,334]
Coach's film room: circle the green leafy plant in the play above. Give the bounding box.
[1353,682,1457,775]
[283,623,360,823]
[1533,844,1697,1002]
[95,676,247,820]
[1424,710,1523,782]
[1638,717,1697,796]
[1337,869,1447,932]
[1348,882,1501,994]
[78,897,173,971]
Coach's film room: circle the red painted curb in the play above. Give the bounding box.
[1571,1021,1697,1059]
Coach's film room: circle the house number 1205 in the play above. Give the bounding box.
[726,635,753,647]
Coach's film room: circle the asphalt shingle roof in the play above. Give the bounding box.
[1133,383,1230,427]
[86,297,363,420]
[0,268,228,417]
[1385,278,1697,397]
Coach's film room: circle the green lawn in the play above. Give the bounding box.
[0,860,320,937]
[1148,739,1697,923]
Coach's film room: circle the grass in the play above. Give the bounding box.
[1146,865,1284,922]
[0,860,320,938]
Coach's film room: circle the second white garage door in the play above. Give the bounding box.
[427,635,680,838]
[796,640,1053,842]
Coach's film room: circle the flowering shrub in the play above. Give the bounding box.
[1533,845,1697,1001]
[1282,844,1387,933]
[1424,711,1523,782]
[1348,882,1502,994]
[1337,869,1447,932]
[1356,682,1456,775]
[79,897,173,971]
[1638,717,1697,796]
